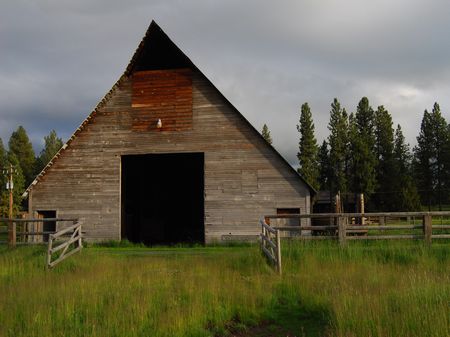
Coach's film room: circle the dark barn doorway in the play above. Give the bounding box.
[121,153,204,245]
[37,210,56,242]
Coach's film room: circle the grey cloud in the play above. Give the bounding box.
[1,0,450,167]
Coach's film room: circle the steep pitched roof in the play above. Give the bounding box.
[24,20,316,197]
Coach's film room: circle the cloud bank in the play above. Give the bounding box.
[1,0,450,166]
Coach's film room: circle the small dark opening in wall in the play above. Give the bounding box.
[37,210,56,242]
[276,208,300,215]
[276,208,300,226]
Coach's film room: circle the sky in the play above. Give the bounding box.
[1,0,450,167]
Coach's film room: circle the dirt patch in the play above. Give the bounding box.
[220,320,306,337]
[227,323,304,337]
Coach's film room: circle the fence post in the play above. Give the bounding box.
[78,224,82,249]
[46,234,53,269]
[73,220,82,248]
[275,229,282,275]
[261,221,266,250]
[338,216,346,245]
[8,220,16,247]
[423,214,432,244]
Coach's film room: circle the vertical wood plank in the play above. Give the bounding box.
[47,234,53,269]
[338,217,346,245]
[276,229,282,275]
[8,221,16,247]
[423,214,432,244]
[261,222,265,250]
[358,193,365,225]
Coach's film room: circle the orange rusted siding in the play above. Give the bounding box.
[131,69,192,132]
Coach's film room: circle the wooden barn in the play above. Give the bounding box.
[23,21,315,245]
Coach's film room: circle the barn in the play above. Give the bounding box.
[23,21,315,245]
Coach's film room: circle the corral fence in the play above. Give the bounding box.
[260,211,450,274]
[0,218,83,268]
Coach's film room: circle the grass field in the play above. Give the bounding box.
[0,241,449,337]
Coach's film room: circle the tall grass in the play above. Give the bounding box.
[0,241,448,337]
[282,241,449,337]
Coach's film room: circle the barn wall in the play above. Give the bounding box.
[30,70,310,243]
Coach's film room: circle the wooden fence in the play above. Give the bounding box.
[0,218,79,246]
[260,211,450,274]
[0,218,83,269]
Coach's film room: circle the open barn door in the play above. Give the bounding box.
[121,153,204,245]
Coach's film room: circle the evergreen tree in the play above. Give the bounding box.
[327,98,348,195]
[0,138,5,163]
[392,125,420,211]
[444,125,450,201]
[0,139,7,214]
[297,103,319,190]
[414,109,433,206]
[8,126,35,186]
[261,124,273,145]
[414,103,449,209]
[34,130,63,175]
[431,103,449,208]
[349,97,377,201]
[374,105,395,210]
[0,152,25,217]
[318,140,330,191]
[394,125,412,174]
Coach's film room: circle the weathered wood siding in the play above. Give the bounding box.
[30,69,310,243]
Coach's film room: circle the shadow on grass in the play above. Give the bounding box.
[215,286,332,337]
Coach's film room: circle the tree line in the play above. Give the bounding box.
[0,127,63,217]
[1,97,448,216]
[262,97,450,211]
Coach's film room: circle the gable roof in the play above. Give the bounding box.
[23,20,316,197]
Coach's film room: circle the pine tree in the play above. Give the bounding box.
[261,124,273,145]
[318,140,330,191]
[34,130,63,175]
[349,97,377,201]
[0,139,7,214]
[327,98,348,195]
[8,126,35,186]
[297,103,319,190]
[374,105,395,210]
[414,103,449,209]
[0,138,5,162]
[431,103,449,209]
[394,125,411,174]
[414,109,433,206]
[392,125,420,211]
[444,125,450,202]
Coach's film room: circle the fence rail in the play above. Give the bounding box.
[260,211,450,273]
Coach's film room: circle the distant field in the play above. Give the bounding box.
[0,241,449,337]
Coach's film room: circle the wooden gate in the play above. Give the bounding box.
[47,222,82,269]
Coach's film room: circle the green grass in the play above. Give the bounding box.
[0,225,7,243]
[0,241,449,337]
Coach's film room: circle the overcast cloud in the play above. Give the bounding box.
[1,0,450,166]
